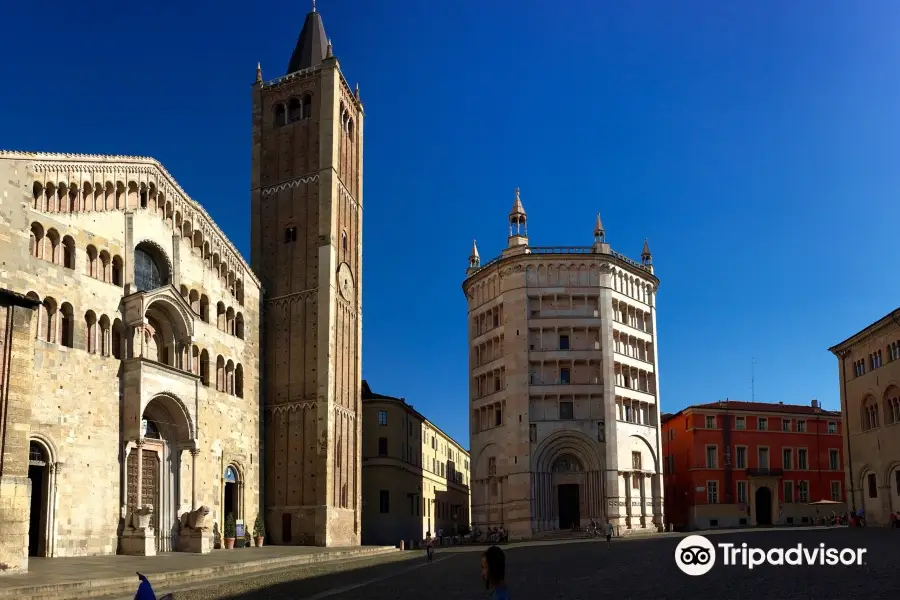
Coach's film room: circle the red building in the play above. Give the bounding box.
[662,400,846,530]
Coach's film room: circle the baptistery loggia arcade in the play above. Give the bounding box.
[0,151,261,570]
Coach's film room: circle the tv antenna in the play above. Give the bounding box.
[751,357,757,402]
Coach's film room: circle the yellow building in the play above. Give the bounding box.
[361,381,470,546]
[828,308,900,525]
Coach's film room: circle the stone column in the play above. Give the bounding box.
[190,449,199,510]
[136,440,144,511]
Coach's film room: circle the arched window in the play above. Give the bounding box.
[46,229,60,264]
[274,103,286,128]
[59,303,74,348]
[200,349,210,386]
[200,294,210,323]
[99,251,111,283]
[862,397,879,431]
[112,319,123,359]
[142,418,161,440]
[216,355,225,392]
[217,302,226,331]
[62,236,75,269]
[235,313,245,340]
[235,364,244,398]
[301,94,312,119]
[134,244,167,291]
[41,297,57,343]
[341,230,348,254]
[85,245,98,278]
[85,311,97,353]
[226,307,235,335]
[112,256,123,287]
[226,360,235,395]
[287,97,302,122]
[30,223,44,259]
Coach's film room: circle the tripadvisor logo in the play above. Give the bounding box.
[674,535,867,576]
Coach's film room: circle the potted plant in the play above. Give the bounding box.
[223,513,236,549]
[253,514,266,547]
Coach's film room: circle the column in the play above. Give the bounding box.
[136,440,144,513]
[190,448,199,510]
[623,472,632,527]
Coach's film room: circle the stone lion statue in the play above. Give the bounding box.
[179,506,211,532]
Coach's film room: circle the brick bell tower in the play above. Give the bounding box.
[250,1,363,546]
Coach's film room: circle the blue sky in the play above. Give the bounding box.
[3,0,900,447]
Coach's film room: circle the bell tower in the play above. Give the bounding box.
[250,2,363,546]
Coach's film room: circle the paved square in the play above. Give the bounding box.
[174,529,900,600]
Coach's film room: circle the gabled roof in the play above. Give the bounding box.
[286,8,329,74]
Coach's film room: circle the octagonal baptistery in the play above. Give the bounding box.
[0,151,261,561]
[462,189,665,540]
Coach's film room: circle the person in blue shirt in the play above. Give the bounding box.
[481,545,509,600]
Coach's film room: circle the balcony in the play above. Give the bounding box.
[614,352,655,373]
[529,376,603,395]
[612,320,652,342]
[531,346,601,361]
[746,468,783,477]
[614,385,656,405]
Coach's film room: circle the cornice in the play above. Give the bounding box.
[1,150,261,288]
[828,308,900,355]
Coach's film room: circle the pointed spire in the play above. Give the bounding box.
[354,82,360,100]
[593,211,605,242]
[469,239,481,270]
[312,0,316,12]
[255,62,263,84]
[326,38,334,58]
[509,187,526,218]
[286,3,329,74]
[641,238,653,265]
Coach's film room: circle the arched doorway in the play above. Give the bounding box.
[890,465,900,515]
[755,486,773,525]
[554,454,582,529]
[224,465,241,522]
[27,441,51,557]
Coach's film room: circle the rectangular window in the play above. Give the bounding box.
[830,481,841,502]
[737,481,748,504]
[758,417,767,431]
[735,416,745,429]
[707,481,718,504]
[379,490,389,513]
[782,419,791,432]
[560,368,571,385]
[284,226,298,243]
[784,481,793,503]
[632,474,640,489]
[495,407,502,426]
[868,473,877,498]
[529,423,537,442]
[736,447,747,469]
[828,421,837,434]
[408,421,412,436]
[783,448,793,470]
[559,334,570,350]
[705,446,717,469]
[378,410,387,426]
[378,437,388,457]
[798,449,808,470]
[798,481,809,503]
[560,401,574,420]
[829,449,839,471]
[488,456,496,476]
[632,451,642,470]
[705,415,715,428]
[758,447,769,469]
[797,420,806,433]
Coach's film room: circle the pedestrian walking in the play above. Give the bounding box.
[424,531,434,562]
[481,545,508,600]
[604,519,614,549]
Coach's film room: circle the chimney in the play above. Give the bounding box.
[811,399,819,409]
[778,401,783,405]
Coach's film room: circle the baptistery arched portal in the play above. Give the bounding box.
[531,431,603,532]
[126,394,194,552]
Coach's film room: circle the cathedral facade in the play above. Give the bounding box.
[251,6,364,546]
[0,151,262,572]
[463,191,664,539]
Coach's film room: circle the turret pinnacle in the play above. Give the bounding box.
[286,3,329,74]
[509,187,526,219]
[469,239,481,270]
[507,187,528,247]
[256,62,263,84]
[641,238,653,265]
[593,211,605,242]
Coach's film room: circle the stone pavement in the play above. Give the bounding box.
[0,545,398,600]
[171,527,900,599]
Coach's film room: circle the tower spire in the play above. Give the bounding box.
[468,239,481,270]
[312,0,316,12]
[641,238,653,265]
[593,211,605,242]
[507,187,528,247]
[286,2,329,74]
[256,62,263,84]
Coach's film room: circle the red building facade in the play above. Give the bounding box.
[662,400,846,530]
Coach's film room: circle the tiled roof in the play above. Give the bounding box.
[690,400,840,417]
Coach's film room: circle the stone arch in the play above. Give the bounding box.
[142,392,195,443]
[532,430,602,473]
[27,434,59,557]
[860,394,879,430]
[886,461,900,514]
[145,294,194,343]
[882,384,900,425]
[134,239,172,290]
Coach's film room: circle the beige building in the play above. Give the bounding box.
[250,5,364,546]
[0,151,262,573]
[462,190,664,539]
[828,308,900,525]
[360,381,470,547]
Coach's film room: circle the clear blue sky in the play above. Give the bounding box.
[4,1,900,447]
